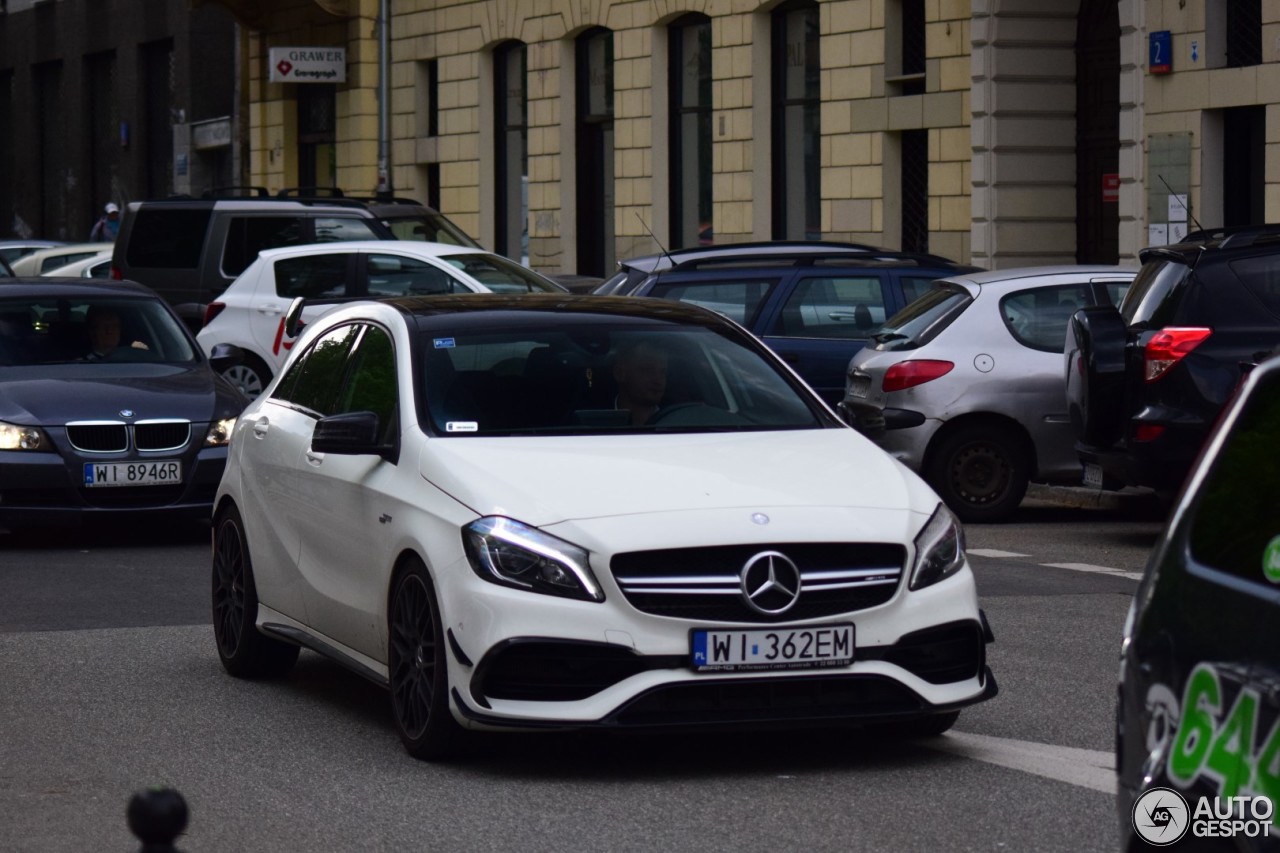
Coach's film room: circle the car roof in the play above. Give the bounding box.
[618,241,974,274]
[942,265,1138,287]
[254,241,495,261]
[0,277,159,298]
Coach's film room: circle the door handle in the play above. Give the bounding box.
[257,304,283,316]
[252,417,269,438]
[305,450,323,466]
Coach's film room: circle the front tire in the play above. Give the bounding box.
[211,505,299,678]
[388,558,466,760]
[926,423,1029,524]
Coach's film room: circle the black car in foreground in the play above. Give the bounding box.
[1067,225,1280,495]
[1116,351,1280,851]
[0,279,247,528]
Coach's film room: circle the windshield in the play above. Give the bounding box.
[438,253,566,294]
[0,296,198,366]
[422,323,825,436]
[1120,258,1190,326]
[870,282,971,351]
[383,213,482,247]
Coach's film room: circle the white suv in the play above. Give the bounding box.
[196,241,566,397]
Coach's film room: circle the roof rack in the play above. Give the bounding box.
[1183,224,1280,248]
[277,187,346,199]
[201,186,272,198]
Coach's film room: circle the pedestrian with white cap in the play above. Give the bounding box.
[89,202,121,242]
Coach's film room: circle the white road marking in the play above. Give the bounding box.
[1040,562,1144,582]
[924,730,1116,794]
[967,548,1031,558]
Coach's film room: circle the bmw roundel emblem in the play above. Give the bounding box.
[751,513,770,525]
[119,409,135,418]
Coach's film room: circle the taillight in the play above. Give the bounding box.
[882,360,954,393]
[203,302,227,327]
[110,265,123,281]
[1144,327,1211,382]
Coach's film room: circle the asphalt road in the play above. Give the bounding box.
[0,493,1165,852]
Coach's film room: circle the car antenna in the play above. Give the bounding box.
[1158,174,1203,232]
[635,212,674,267]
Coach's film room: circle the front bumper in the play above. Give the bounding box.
[437,552,995,730]
[0,446,227,527]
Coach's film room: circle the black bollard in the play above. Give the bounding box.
[126,786,188,853]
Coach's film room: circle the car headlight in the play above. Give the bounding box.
[204,417,238,447]
[909,503,966,590]
[0,422,52,452]
[463,516,604,602]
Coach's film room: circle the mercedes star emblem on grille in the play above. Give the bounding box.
[740,550,801,615]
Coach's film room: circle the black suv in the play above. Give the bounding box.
[1066,225,1280,494]
[1116,350,1280,851]
[111,187,479,330]
[596,242,978,406]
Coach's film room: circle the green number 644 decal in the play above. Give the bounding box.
[1168,663,1280,804]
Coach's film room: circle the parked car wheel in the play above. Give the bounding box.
[220,354,272,399]
[926,423,1029,524]
[211,505,300,678]
[388,559,465,760]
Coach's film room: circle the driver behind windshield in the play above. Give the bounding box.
[612,338,668,426]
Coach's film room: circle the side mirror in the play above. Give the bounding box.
[284,296,307,339]
[208,343,245,374]
[311,411,398,463]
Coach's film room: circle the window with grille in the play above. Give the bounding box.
[887,0,926,96]
[670,14,713,249]
[900,130,929,254]
[494,42,528,263]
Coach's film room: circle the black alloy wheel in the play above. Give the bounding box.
[388,559,465,760]
[926,423,1029,524]
[211,505,299,678]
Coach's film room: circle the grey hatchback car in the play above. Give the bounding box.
[841,266,1134,523]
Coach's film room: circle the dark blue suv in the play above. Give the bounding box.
[597,242,978,406]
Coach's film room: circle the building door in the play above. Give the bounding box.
[1076,0,1119,264]
[1224,106,1265,227]
[297,84,337,191]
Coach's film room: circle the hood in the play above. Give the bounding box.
[0,364,243,425]
[418,428,923,527]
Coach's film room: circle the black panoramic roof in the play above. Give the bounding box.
[388,293,734,330]
[0,278,157,299]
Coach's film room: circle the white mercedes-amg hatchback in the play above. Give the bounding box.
[212,293,996,759]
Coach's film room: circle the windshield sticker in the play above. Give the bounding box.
[433,338,456,349]
[445,421,478,433]
[1264,535,1280,583]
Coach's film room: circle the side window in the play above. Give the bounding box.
[647,279,778,325]
[222,216,307,276]
[999,284,1090,353]
[366,254,463,296]
[1229,255,1280,315]
[1104,282,1131,307]
[1188,369,1280,583]
[124,208,212,269]
[274,254,351,299]
[337,325,398,441]
[314,217,380,243]
[773,276,886,339]
[900,275,942,305]
[273,324,360,415]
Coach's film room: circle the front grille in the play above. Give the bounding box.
[612,543,904,623]
[65,420,192,453]
[67,423,128,452]
[609,674,921,727]
[135,421,190,451]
